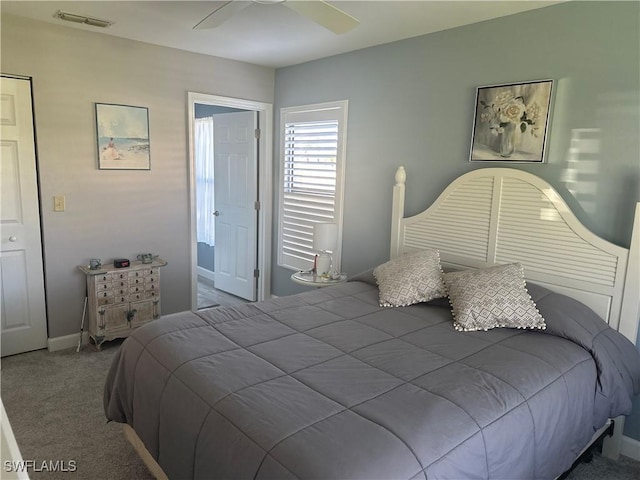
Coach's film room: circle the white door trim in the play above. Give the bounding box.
[187,92,272,309]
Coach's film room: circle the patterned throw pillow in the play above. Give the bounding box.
[373,249,446,307]
[443,263,546,332]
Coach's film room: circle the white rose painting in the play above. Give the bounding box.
[470,80,553,163]
[96,103,150,170]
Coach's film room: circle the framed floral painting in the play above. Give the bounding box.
[469,79,553,163]
[95,103,150,170]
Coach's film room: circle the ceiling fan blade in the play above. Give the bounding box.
[285,1,359,34]
[193,1,252,30]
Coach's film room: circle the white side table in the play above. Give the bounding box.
[78,259,167,350]
[291,271,347,287]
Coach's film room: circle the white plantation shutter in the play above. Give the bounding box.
[278,101,347,271]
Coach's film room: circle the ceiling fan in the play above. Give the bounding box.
[193,0,360,34]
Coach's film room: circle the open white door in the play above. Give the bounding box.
[213,111,258,301]
[1,76,48,357]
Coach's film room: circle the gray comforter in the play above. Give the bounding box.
[104,280,640,479]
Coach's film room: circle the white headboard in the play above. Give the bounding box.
[390,167,639,344]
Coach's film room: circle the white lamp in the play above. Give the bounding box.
[313,223,337,276]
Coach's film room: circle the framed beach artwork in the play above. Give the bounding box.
[469,79,553,163]
[95,103,150,170]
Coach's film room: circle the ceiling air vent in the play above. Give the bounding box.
[54,10,113,28]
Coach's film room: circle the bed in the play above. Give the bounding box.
[104,167,640,479]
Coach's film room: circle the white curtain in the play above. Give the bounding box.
[195,117,215,246]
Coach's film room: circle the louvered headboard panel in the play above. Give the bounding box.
[495,178,619,287]
[402,176,494,263]
[390,167,639,341]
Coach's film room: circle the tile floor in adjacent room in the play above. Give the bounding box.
[197,277,249,310]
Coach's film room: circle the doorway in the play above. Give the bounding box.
[188,93,272,311]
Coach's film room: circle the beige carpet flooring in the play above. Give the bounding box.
[2,342,152,480]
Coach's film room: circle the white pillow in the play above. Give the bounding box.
[443,263,545,332]
[373,249,446,307]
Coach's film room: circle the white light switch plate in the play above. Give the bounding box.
[54,195,65,212]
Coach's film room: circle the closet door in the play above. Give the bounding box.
[1,75,47,356]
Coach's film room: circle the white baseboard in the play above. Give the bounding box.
[47,313,197,352]
[621,434,640,461]
[47,332,88,352]
[197,267,215,283]
[161,311,192,319]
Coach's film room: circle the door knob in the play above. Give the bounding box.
[213,211,220,216]
[9,236,17,242]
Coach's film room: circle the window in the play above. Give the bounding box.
[278,101,348,272]
[194,116,215,246]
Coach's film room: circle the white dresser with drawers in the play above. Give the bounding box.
[78,258,167,350]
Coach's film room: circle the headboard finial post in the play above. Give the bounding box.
[390,167,406,259]
[619,201,640,345]
[395,166,406,186]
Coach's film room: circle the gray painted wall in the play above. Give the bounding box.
[272,1,640,439]
[1,14,274,339]
[195,104,245,118]
[273,1,639,296]
[197,242,215,271]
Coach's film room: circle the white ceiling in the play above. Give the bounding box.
[2,1,563,68]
